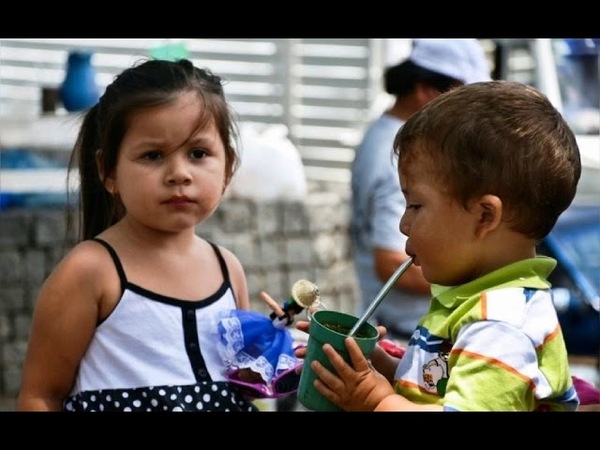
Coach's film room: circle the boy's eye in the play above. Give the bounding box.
[190,148,208,159]
[407,203,421,210]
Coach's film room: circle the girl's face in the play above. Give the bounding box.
[107,92,227,234]
[398,157,483,287]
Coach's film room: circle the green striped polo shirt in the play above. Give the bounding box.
[393,256,579,411]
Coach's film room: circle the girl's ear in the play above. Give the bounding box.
[96,149,116,195]
[474,194,502,238]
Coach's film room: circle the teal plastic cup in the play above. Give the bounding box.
[297,309,379,411]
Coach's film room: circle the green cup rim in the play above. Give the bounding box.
[311,309,379,340]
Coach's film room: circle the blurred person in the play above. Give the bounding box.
[351,39,491,339]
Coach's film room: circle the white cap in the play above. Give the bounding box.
[409,39,491,84]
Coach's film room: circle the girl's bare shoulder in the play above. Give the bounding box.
[35,239,120,323]
[41,240,119,299]
[55,240,114,274]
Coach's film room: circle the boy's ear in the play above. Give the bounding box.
[96,149,116,194]
[474,194,502,238]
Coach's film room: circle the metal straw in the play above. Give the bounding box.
[348,257,414,337]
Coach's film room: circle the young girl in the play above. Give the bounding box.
[300,80,582,411]
[17,59,261,412]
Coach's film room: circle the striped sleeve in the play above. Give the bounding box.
[443,288,578,411]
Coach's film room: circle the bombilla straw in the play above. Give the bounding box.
[348,257,414,337]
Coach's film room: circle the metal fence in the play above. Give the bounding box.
[0,38,394,185]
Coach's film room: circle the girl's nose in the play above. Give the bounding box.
[165,156,192,186]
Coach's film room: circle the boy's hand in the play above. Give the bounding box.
[292,320,310,371]
[293,320,310,359]
[295,319,310,334]
[311,336,396,411]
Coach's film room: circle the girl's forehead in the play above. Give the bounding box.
[127,93,211,128]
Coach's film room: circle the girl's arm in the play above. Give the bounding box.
[17,242,110,411]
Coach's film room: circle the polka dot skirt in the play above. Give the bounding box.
[64,381,258,412]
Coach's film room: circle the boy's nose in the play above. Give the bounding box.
[399,214,410,236]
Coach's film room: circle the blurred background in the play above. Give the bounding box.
[0,38,598,409]
[1,39,598,194]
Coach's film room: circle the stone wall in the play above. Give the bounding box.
[0,191,359,403]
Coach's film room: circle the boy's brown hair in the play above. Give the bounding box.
[393,80,581,241]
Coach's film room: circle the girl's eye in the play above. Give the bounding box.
[190,148,208,160]
[407,203,421,211]
[142,151,163,161]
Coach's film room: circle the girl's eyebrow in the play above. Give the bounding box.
[188,135,214,145]
[136,134,215,149]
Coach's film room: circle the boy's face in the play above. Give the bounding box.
[398,156,484,287]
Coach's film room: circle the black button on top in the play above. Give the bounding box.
[186,310,195,321]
